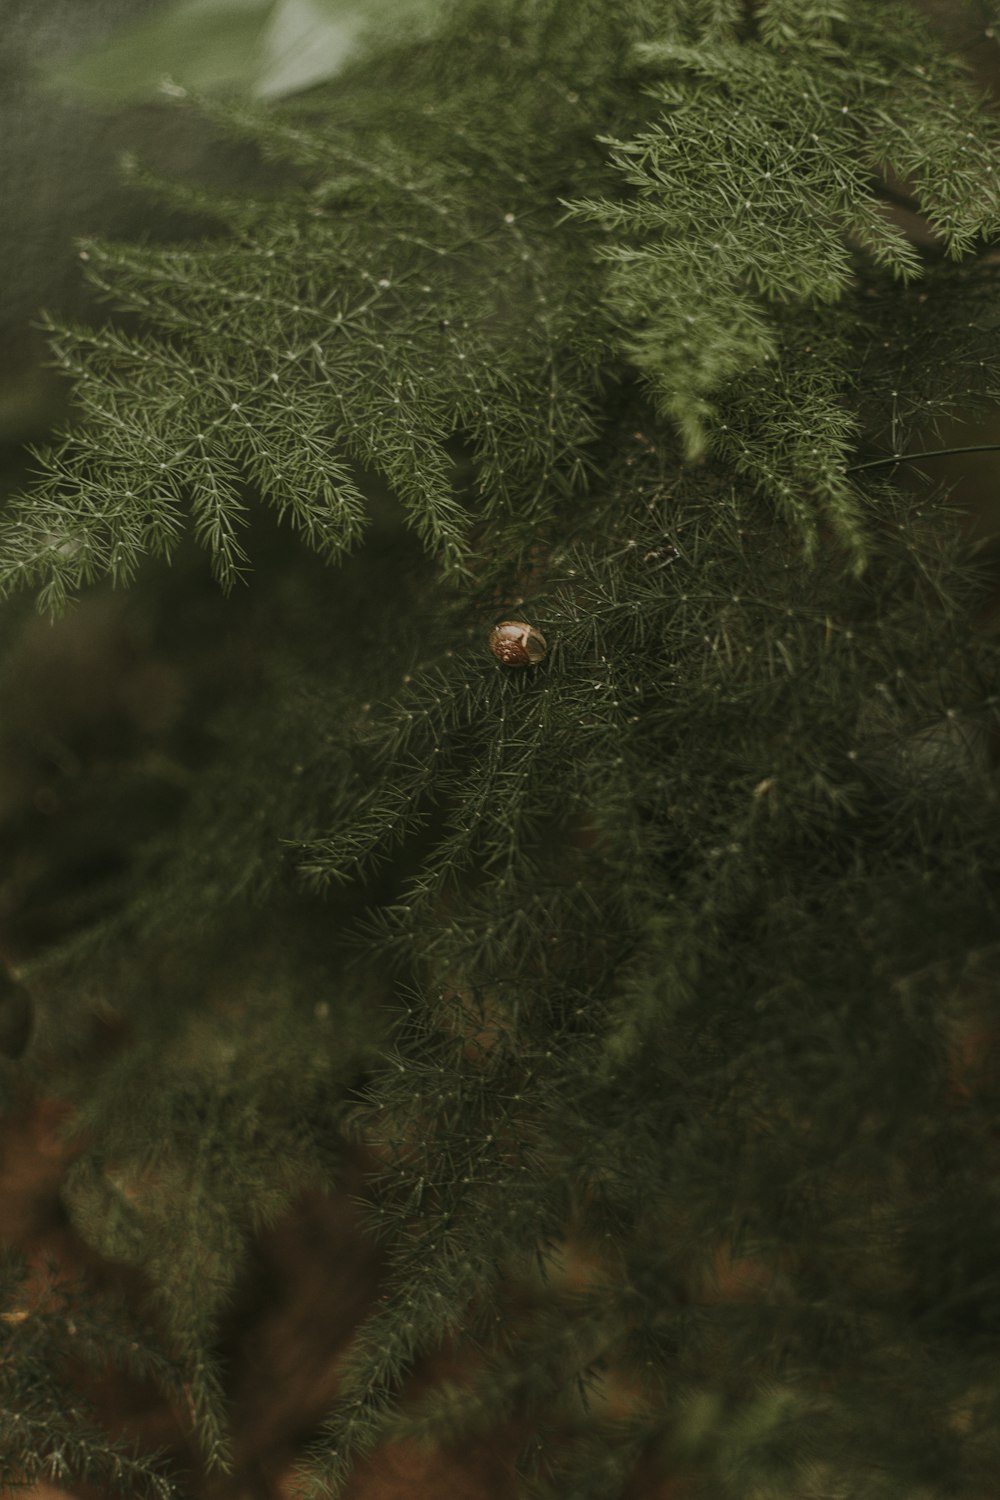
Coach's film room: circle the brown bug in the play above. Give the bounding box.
[488,621,547,666]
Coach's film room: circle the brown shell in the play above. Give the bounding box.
[489,620,547,667]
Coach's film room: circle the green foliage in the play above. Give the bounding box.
[58,969,358,1474]
[10,0,1000,610]
[565,3,1000,556]
[0,1252,188,1497]
[3,0,1000,1497]
[3,68,608,604]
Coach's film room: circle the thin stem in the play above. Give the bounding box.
[847,443,1000,474]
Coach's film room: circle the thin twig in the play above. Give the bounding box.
[847,443,1000,473]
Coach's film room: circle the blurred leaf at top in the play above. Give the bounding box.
[44,0,438,104]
